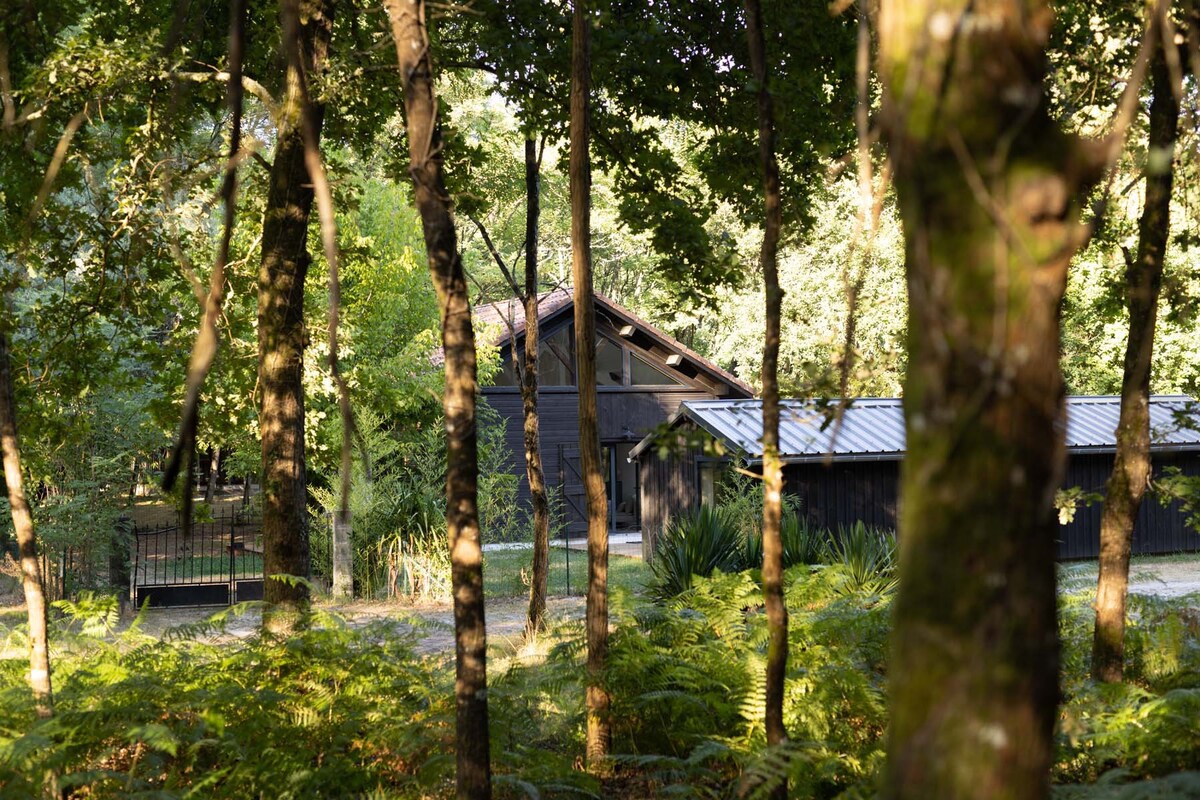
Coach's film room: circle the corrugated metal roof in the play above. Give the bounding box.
[630,395,1200,463]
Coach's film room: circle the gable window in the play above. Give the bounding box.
[595,336,624,386]
[630,352,684,386]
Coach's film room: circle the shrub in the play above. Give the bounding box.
[822,522,898,596]
[649,506,742,600]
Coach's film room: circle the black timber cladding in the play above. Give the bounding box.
[480,291,752,536]
[633,396,1200,559]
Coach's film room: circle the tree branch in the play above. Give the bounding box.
[170,70,281,122]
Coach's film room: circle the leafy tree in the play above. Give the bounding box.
[385,0,493,796]
[1093,21,1183,683]
[743,4,788,800]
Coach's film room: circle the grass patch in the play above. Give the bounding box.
[483,546,651,598]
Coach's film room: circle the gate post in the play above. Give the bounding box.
[229,511,237,603]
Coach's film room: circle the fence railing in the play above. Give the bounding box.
[132,507,263,588]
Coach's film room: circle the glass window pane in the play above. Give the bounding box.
[539,325,574,386]
[630,352,683,386]
[493,356,518,386]
[595,336,624,386]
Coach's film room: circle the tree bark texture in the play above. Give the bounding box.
[570,0,611,769]
[522,137,552,638]
[744,0,788,788]
[1092,45,1178,684]
[331,511,353,599]
[385,2,491,797]
[0,330,52,718]
[258,0,336,630]
[878,3,1103,797]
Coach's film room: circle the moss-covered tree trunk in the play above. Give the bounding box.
[523,137,552,638]
[744,1,788,795]
[570,0,611,769]
[1092,43,1178,684]
[878,2,1103,796]
[0,330,52,718]
[258,0,336,632]
[385,1,491,797]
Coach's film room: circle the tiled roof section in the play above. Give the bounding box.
[630,396,1200,463]
[474,287,574,345]
[459,286,753,397]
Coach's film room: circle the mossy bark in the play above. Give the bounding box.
[1093,46,1178,683]
[744,2,788,796]
[878,3,1103,797]
[258,0,336,631]
[386,1,491,797]
[523,138,552,639]
[570,0,611,770]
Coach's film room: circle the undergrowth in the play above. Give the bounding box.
[1,573,1198,797]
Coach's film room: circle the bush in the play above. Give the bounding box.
[648,506,742,600]
[822,522,898,596]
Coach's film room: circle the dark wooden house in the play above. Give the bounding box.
[478,288,753,536]
[631,396,1200,560]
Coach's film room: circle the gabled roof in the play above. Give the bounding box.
[630,395,1200,463]
[473,287,753,397]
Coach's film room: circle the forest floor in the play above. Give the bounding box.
[1,554,1196,658]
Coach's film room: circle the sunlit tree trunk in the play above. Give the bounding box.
[204,446,219,503]
[259,0,336,633]
[0,330,52,718]
[570,0,611,769]
[744,3,787,797]
[1093,43,1178,683]
[523,137,552,638]
[878,2,1103,796]
[331,511,353,599]
[385,1,491,797]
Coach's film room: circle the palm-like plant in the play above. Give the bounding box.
[649,506,742,599]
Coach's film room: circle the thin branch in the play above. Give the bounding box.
[467,213,522,298]
[162,0,247,495]
[27,111,86,224]
[170,70,281,122]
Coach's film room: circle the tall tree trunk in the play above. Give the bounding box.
[331,511,353,599]
[878,2,1103,797]
[0,330,52,718]
[744,2,787,796]
[385,2,491,797]
[570,0,611,770]
[258,0,336,632]
[523,137,552,638]
[1092,45,1178,683]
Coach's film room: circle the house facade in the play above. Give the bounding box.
[631,396,1200,560]
[478,288,753,537]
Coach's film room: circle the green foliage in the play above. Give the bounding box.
[648,506,742,600]
[821,522,898,597]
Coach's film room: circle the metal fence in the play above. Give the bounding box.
[132,507,263,607]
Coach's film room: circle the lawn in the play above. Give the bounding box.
[483,545,651,599]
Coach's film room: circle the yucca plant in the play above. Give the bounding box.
[649,505,742,599]
[823,522,898,596]
[740,510,825,572]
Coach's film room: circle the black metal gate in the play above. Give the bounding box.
[132,509,264,607]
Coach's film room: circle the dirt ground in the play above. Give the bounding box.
[1,556,1196,657]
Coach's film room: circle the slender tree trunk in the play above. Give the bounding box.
[1093,46,1178,683]
[878,3,1103,797]
[0,330,52,718]
[331,511,353,599]
[385,2,491,797]
[204,447,218,503]
[258,0,336,632]
[744,3,787,796]
[570,0,611,770]
[523,137,552,638]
